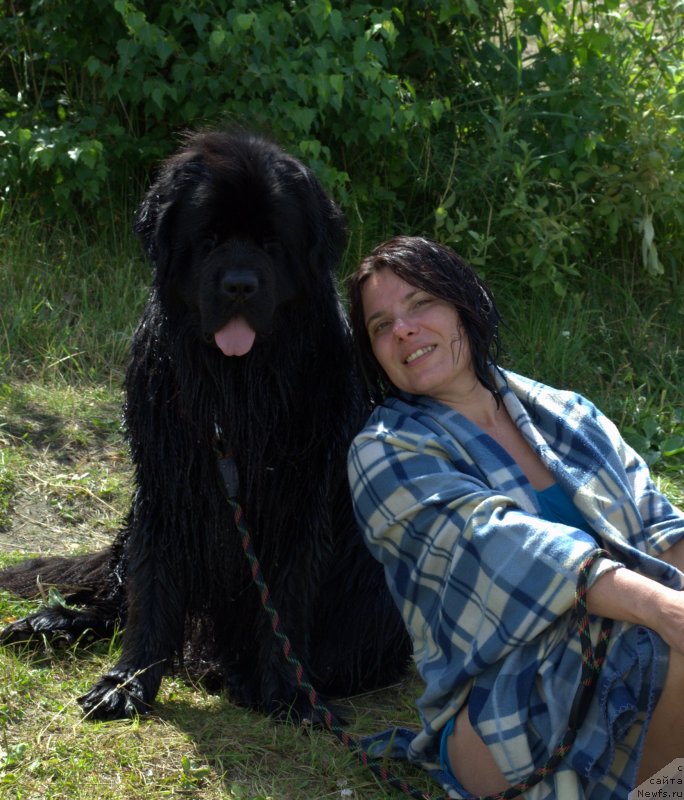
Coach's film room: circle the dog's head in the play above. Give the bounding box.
[135,131,348,356]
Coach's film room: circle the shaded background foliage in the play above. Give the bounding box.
[2,0,683,293]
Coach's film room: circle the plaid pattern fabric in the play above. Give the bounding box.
[348,369,684,799]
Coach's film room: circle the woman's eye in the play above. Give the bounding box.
[371,320,390,336]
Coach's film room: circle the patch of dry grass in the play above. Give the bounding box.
[0,381,131,556]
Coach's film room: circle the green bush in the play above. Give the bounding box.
[428,0,684,292]
[1,0,682,295]
[0,1,437,213]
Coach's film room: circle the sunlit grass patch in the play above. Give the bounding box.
[0,594,430,800]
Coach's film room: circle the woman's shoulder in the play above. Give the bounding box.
[501,368,600,418]
[501,369,629,458]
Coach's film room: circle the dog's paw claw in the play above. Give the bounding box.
[78,673,150,720]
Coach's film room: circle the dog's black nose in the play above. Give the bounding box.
[221,271,258,299]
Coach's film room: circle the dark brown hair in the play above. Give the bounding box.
[348,235,502,400]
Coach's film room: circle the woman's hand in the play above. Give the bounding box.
[587,565,684,655]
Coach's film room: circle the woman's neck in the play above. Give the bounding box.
[438,379,501,428]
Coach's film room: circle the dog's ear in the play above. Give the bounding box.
[280,154,347,276]
[134,157,206,273]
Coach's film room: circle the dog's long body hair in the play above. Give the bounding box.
[0,132,410,719]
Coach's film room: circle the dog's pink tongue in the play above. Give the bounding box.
[214,317,256,356]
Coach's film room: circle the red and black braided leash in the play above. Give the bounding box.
[219,455,613,799]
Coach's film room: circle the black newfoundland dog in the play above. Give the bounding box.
[0,131,410,720]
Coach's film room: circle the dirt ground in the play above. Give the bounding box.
[1,478,119,556]
[0,387,132,559]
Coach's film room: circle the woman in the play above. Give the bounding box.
[346,236,684,799]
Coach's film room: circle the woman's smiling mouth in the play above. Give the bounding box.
[405,345,436,364]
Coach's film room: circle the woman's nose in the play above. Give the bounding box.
[392,317,417,339]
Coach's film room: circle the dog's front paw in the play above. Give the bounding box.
[78,672,151,720]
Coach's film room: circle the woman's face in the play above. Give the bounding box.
[361,268,477,404]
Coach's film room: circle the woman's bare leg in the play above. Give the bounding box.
[446,649,684,792]
[636,648,684,784]
[446,705,511,794]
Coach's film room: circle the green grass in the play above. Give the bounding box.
[0,619,430,799]
[0,209,683,798]
[0,209,148,384]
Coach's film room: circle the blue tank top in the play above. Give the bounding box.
[535,482,589,533]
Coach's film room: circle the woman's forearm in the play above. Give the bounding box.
[587,564,684,654]
[587,566,663,626]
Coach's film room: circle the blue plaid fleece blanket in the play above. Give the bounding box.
[347,369,684,799]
